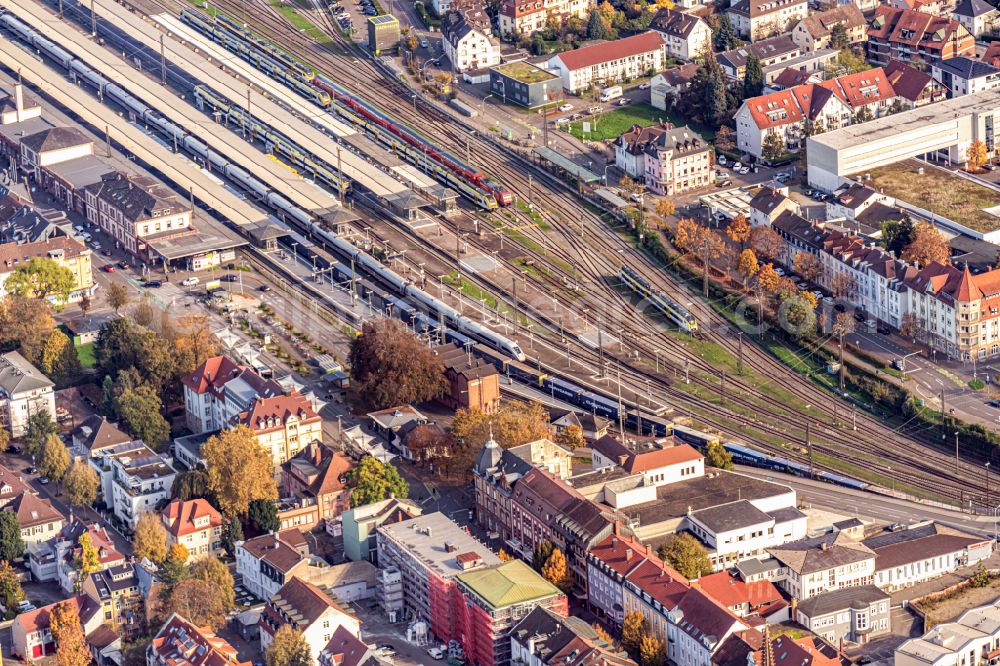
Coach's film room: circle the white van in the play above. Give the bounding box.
[599,85,623,102]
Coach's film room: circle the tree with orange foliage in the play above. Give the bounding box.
[793,252,823,283]
[675,218,725,296]
[752,263,781,335]
[725,215,751,249]
[750,226,783,261]
[737,249,759,287]
[51,600,90,666]
[831,272,858,300]
[901,222,950,267]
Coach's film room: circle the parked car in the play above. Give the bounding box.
[102,265,115,273]
[419,38,429,47]
[557,103,572,112]
[737,166,750,175]
[774,267,785,277]
[144,280,162,288]
[854,312,866,323]
[181,277,200,286]
[732,162,743,170]
[638,82,651,90]
[428,648,445,660]
[616,98,630,106]
[987,399,1000,408]
[717,155,727,165]
[24,466,36,474]
[117,260,128,269]
[39,477,50,485]
[877,324,892,335]
[834,303,846,312]
[102,248,113,256]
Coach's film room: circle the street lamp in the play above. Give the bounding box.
[987,461,992,508]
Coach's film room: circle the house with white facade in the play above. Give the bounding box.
[953,0,998,37]
[498,0,591,38]
[862,522,992,592]
[614,126,667,179]
[509,606,634,666]
[687,500,807,571]
[791,4,866,52]
[0,351,55,438]
[794,586,891,646]
[766,531,876,600]
[11,595,101,662]
[259,577,361,663]
[107,445,176,533]
[236,530,310,601]
[667,588,750,666]
[932,56,1000,97]
[896,599,1000,666]
[650,9,711,62]
[546,32,666,94]
[442,11,500,73]
[727,0,808,40]
[181,355,285,435]
[161,498,223,562]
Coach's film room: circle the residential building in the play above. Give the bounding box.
[615,126,668,179]
[650,9,711,62]
[489,61,560,109]
[549,409,610,443]
[687,499,808,571]
[367,404,427,445]
[0,351,55,437]
[862,522,992,591]
[438,343,502,413]
[451,560,567,666]
[81,563,145,639]
[726,0,808,40]
[794,586,891,645]
[509,606,636,666]
[885,61,948,108]
[342,498,422,563]
[375,511,501,624]
[107,444,176,532]
[442,11,501,73]
[259,577,361,663]
[642,125,713,196]
[792,4,866,52]
[26,520,127,594]
[319,626,384,666]
[715,632,842,666]
[19,126,93,176]
[0,463,63,551]
[12,595,101,662]
[650,63,699,110]
[587,529,675,625]
[735,67,906,159]
[89,440,147,510]
[666,588,752,666]
[953,0,998,37]
[695,570,788,622]
[237,389,324,473]
[887,0,953,14]
[620,544,692,642]
[281,442,354,527]
[180,354,285,434]
[0,235,95,304]
[497,0,591,38]
[160,498,223,562]
[148,613,251,666]
[896,598,1000,666]
[749,186,800,228]
[866,6,974,67]
[546,32,666,94]
[766,531,876,600]
[717,36,800,82]
[932,56,1000,96]
[84,171,192,259]
[235,530,311,601]
[70,416,132,461]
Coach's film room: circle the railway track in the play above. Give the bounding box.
[102,0,991,504]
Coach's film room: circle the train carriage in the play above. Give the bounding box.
[671,424,721,449]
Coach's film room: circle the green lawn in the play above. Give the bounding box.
[566,103,715,142]
[76,342,96,369]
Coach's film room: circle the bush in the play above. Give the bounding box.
[969,379,985,391]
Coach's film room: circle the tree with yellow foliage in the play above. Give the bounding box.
[541,548,573,593]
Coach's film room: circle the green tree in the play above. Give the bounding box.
[762,131,785,160]
[50,599,91,666]
[39,329,81,386]
[882,215,915,255]
[530,31,546,56]
[705,441,734,470]
[171,469,211,501]
[533,540,555,571]
[346,456,409,508]
[621,611,648,658]
[713,14,739,51]
[640,636,666,666]
[830,22,849,49]
[0,560,26,611]
[133,511,168,563]
[220,516,243,557]
[658,533,712,579]
[190,558,235,612]
[204,425,278,517]
[587,8,610,38]
[115,384,170,450]
[266,624,312,666]
[63,461,99,507]
[853,106,874,123]
[39,433,70,483]
[540,547,573,592]
[5,257,75,303]
[105,282,129,313]
[248,498,280,533]
[704,63,728,127]
[0,512,25,561]
[742,53,764,99]
[779,293,818,338]
[23,409,57,459]
[349,319,447,409]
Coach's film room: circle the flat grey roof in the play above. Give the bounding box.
[762,48,836,75]
[691,500,772,533]
[378,511,501,579]
[533,147,601,183]
[45,155,114,189]
[147,213,247,261]
[811,88,1000,151]
[0,117,52,144]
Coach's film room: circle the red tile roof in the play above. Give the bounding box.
[884,61,939,102]
[819,67,895,108]
[10,491,63,528]
[592,435,704,473]
[161,498,223,537]
[238,390,320,433]
[554,33,666,72]
[182,355,283,401]
[16,595,97,635]
[869,5,972,57]
[695,571,783,610]
[149,613,250,666]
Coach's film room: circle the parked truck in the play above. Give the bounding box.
[600,85,623,102]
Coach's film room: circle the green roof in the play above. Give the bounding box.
[456,559,561,609]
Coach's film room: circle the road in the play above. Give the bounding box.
[737,465,1000,539]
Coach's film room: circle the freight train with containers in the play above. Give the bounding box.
[670,424,871,491]
[179,7,512,209]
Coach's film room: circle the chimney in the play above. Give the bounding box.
[820,542,829,551]
[625,548,633,561]
[645,544,652,557]
[14,83,24,123]
[313,442,322,465]
[613,520,620,537]
[790,596,798,616]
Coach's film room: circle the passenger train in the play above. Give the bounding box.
[618,265,698,333]
[179,7,513,209]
